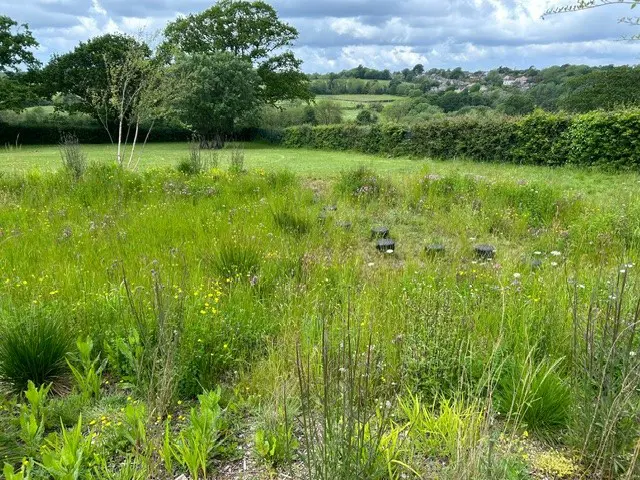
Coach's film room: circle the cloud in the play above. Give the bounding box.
[90,0,107,16]
[0,0,638,71]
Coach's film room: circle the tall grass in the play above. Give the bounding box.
[0,163,636,477]
[59,133,87,180]
[0,314,72,395]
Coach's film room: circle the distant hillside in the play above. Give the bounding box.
[309,64,640,114]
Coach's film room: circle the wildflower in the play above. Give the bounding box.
[630,351,636,357]
[550,262,558,267]
[550,251,562,257]
[513,273,521,279]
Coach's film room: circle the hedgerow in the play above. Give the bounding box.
[279,108,640,169]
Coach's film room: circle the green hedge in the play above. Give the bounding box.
[279,109,640,169]
[0,123,262,146]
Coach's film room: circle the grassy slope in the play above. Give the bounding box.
[0,142,637,203]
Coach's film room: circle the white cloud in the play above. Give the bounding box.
[1,0,639,70]
[90,0,107,16]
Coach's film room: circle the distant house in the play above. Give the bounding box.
[514,76,530,89]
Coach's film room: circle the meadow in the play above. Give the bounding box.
[0,144,639,479]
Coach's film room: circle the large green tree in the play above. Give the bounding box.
[0,16,40,112]
[170,52,261,147]
[163,0,311,106]
[42,34,151,139]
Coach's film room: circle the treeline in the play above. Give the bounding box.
[0,1,312,153]
[264,109,640,170]
[309,64,640,115]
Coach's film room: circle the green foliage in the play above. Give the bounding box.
[177,140,215,175]
[569,271,640,478]
[171,52,262,141]
[0,314,72,395]
[169,388,224,480]
[565,109,640,169]
[20,381,50,457]
[495,356,571,435]
[314,100,343,125]
[271,207,311,235]
[229,147,246,174]
[356,109,378,125]
[281,108,640,170]
[254,405,298,467]
[214,241,261,279]
[399,394,484,460]
[3,462,33,480]
[335,166,391,202]
[42,34,151,126]
[0,16,39,73]
[559,67,640,112]
[296,320,402,480]
[163,0,311,106]
[39,416,93,479]
[67,337,106,402]
[0,16,40,112]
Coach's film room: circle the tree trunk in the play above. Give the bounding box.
[127,120,140,170]
[199,134,225,150]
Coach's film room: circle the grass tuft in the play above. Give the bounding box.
[0,314,72,395]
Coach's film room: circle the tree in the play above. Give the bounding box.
[485,70,504,87]
[170,52,261,148]
[0,16,40,112]
[163,0,311,106]
[0,16,39,73]
[104,41,175,167]
[42,34,152,140]
[498,93,535,116]
[314,101,343,125]
[558,66,640,112]
[356,109,378,125]
[412,64,425,76]
[544,1,640,39]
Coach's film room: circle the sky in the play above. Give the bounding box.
[2,0,640,73]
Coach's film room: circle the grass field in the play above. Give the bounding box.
[315,94,404,121]
[1,142,637,202]
[317,94,403,104]
[1,143,640,478]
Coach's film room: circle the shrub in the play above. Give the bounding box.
[356,109,378,125]
[280,108,640,170]
[0,315,72,395]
